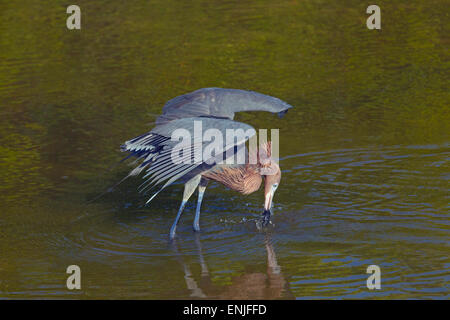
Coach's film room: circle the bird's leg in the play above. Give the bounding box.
[170,201,187,239]
[169,176,201,240]
[193,188,205,232]
[193,179,208,232]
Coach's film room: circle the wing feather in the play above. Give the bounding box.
[156,88,293,125]
[121,117,257,204]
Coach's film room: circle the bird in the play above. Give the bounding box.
[120,88,293,239]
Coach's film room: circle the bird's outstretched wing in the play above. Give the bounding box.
[156,88,293,125]
[121,117,256,204]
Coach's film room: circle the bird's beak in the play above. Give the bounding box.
[264,189,274,211]
[262,188,275,226]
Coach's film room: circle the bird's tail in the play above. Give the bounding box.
[85,151,147,204]
[85,171,132,204]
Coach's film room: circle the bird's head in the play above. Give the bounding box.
[258,142,281,218]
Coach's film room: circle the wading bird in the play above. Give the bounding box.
[121,88,292,239]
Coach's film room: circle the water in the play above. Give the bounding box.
[0,0,449,299]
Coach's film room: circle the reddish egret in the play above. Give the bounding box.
[121,88,292,239]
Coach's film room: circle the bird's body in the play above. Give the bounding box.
[121,88,292,239]
[202,163,262,195]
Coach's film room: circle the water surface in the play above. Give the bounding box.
[0,0,449,299]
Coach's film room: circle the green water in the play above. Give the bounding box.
[0,0,449,299]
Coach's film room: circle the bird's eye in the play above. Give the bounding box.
[273,183,278,189]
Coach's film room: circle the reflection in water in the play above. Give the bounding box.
[172,234,292,299]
